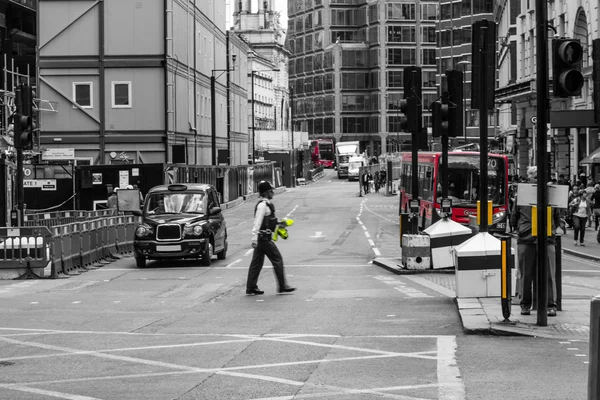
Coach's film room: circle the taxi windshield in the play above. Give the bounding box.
[146,192,206,215]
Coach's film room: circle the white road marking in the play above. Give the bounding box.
[72,301,81,304]
[0,330,464,398]
[373,248,381,256]
[226,259,243,268]
[437,336,466,399]
[0,384,101,400]
[368,239,375,246]
[364,232,371,238]
[245,249,254,256]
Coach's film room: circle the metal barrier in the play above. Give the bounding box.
[0,226,54,278]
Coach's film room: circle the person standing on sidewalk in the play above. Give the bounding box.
[246,181,296,296]
[510,166,559,317]
[592,184,600,231]
[569,189,592,246]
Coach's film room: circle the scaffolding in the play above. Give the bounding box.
[0,54,58,148]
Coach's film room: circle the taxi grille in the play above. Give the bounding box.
[156,224,181,241]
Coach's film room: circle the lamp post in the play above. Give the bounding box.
[211,54,236,166]
[457,60,471,141]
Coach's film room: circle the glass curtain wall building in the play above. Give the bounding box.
[286,0,439,156]
[438,0,494,143]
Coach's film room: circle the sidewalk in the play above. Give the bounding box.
[373,225,600,341]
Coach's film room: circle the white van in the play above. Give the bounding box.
[347,156,367,181]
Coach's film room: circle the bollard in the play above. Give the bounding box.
[588,295,600,399]
[556,235,562,312]
[499,234,512,321]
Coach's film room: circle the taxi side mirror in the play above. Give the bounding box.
[209,207,222,215]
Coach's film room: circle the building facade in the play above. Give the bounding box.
[285,0,439,157]
[37,0,249,166]
[496,0,600,181]
[438,0,494,144]
[232,0,291,158]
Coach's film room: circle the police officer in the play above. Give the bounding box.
[246,181,296,295]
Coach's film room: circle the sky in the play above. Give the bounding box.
[274,0,288,28]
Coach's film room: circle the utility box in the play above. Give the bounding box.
[424,218,472,269]
[454,232,515,298]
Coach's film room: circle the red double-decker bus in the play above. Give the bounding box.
[310,138,335,168]
[398,151,509,233]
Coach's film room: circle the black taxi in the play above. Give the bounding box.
[132,183,227,268]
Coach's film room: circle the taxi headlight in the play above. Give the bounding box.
[192,225,203,235]
[492,211,506,224]
[136,226,150,237]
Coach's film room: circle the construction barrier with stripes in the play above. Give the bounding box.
[0,214,138,279]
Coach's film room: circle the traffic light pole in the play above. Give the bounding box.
[535,0,549,327]
[14,86,24,226]
[478,26,489,233]
[440,91,449,199]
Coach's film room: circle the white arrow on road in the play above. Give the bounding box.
[309,231,327,241]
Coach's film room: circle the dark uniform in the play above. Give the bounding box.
[246,181,295,295]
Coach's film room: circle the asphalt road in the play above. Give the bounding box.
[0,169,592,399]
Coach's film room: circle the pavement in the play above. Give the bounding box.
[373,223,600,341]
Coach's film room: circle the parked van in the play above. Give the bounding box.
[347,156,367,181]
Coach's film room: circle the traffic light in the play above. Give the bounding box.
[446,70,464,137]
[553,38,584,97]
[399,97,419,132]
[14,114,33,149]
[471,19,497,108]
[432,101,449,137]
[593,39,600,123]
[403,66,422,133]
[14,84,35,149]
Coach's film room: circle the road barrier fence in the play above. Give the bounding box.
[0,211,139,279]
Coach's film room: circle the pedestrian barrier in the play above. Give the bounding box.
[0,212,140,279]
[0,226,54,279]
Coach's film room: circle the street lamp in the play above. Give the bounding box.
[211,54,236,166]
[250,68,279,164]
[457,60,471,141]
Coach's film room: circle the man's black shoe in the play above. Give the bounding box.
[246,289,264,295]
[278,286,296,294]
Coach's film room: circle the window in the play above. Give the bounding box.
[112,82,132,108]
[73,82,92,108]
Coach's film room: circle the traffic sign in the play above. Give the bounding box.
[516,183,568,208]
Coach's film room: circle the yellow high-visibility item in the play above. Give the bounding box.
[547,206,552,237]
[532,206,537,236]
[273,218,294,241]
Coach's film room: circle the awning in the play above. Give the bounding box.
[579,147,600,165]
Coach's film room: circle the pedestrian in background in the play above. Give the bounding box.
[246,181,296,296]
[374,170,380,193]
[510,166,559,317]
[569,189,592,246]
[362,171,372,194]
[592,184,600,231]
[107,188,118,209]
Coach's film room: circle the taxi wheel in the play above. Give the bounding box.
[135,256,146,268]
[217,237,228,260]
[201,242,212,266]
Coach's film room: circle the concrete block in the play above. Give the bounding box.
[401,234,431,270]
[424,218,472,269]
